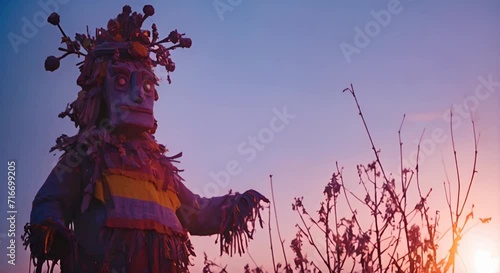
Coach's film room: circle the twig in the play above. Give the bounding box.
[450,110,461,220]
[326,193,332,271]
[333,193,340,272]
[373,166,384,272]
[398,114,406,194]
[458,119,478,217]
[337,162,364,232]
[247,249,260,271]
[269,175,289,267]
[267,206,277,273]
[415,129,426,197]
[295,215,330,269]
[343,84,390,183]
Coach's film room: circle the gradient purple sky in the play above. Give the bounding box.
[0,1,499,272]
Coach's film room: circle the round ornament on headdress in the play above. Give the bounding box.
[47,12,60,25]
[44,56,60,71]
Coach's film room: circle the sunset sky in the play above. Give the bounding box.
[0,1,499,272]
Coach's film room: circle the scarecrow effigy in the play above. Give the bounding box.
[22,5,268,273]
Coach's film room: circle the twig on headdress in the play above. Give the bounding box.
[48,12,68,38]
[57,25,68,39]
[142,5,155,24]
[58,47,87,57]
[151,31,185,47]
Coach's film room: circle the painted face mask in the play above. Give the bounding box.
[103,61,157,130]
[43,5,192,133]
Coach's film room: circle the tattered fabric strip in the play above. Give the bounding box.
[98,228,194,273]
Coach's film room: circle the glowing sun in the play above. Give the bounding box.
[475,249,499,273]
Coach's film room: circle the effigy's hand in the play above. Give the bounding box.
[218,189,269,256]
[242,189,270,204]
[22,219,77,264]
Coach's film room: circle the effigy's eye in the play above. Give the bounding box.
[144,81,153,93]
[116,76,127,87]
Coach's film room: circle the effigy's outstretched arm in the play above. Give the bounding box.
[23,153,81,273]
[175,180,269,256]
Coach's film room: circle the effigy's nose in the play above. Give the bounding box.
[130,72,144,103]
[134,96,144,103]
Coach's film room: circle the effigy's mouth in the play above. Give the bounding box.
[119,105,153,114]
